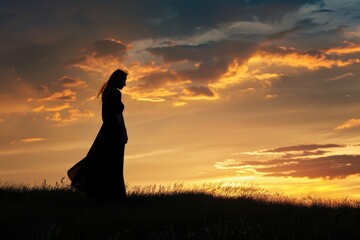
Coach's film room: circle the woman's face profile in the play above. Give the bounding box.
[117,78,126,89]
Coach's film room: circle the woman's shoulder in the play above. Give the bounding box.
[103,88,121,102]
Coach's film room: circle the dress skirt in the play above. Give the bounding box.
[67,120,126,200]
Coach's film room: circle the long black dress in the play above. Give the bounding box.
[67,88,126,200]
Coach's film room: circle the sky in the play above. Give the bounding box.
[1,0,360,199]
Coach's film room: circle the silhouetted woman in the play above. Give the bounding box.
[67,69,128,201]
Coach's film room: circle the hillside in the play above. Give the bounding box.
[1,184,360,240]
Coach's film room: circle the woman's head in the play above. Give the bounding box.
[107,69,128,89]
[97,69,128,98]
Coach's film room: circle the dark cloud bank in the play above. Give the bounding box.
[0,0,322,41]
[218,144,360,180]
[147,40,257,84]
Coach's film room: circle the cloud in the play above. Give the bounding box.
[125,88,175,103]
[1,0,322,44]
[265,94,279,100]
[65,38,130,75]
[0,42,58,69]
[325,41,360,54]
[215,144,360,179]
[281,150,329,159]
[265,17,323,42]
[132,39,359,103]
[46,108,94,124]
[32,103,72,113]
[188,40,359,96]
[127,67,219,101]
[254,73,283,81]
[10,137,46,144]
[125,40,259,102]
[259,155,360,179]
[150,39,256,62]
[2,0,354,108]
[264,144,344,152]
[148,40,258,84]
[58,76,87,88]
[92,39,128,58]
[185,86,216,98]
[327,72,354,81]
[295,18,320,28]
[312,9,334,13]
[266,26,302,41]
[36,85,49,93]
[335,118,360,130]
[236,144,344,160]
[334,25,349,34]
[134,71,184,90]
[251,45,360,70]
[214,159,246,170]
[124,65,192,102]
[39,89,77,102]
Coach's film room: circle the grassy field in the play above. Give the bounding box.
[1,182,360,240]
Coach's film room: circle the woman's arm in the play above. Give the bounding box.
[116,114,128,144]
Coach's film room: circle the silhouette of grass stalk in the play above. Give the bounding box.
[1,180,360,239]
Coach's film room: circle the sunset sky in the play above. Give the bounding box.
[1,0,360,199]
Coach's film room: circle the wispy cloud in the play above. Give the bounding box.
[216,144,360,179]
[327,72,354,81]
[65,39,129,65]
[335,119,360,130]
[234,144,344,160]
[58,76,87,88]
[184,86,217,99]
[147,40,258,85]
[264,144,344,153]
[259,155,360,179]
[266,26,302,41]
[133,71,185,91]
[325,41,360,54]
[251,45,360,70]
[36,85,49,93]
[10,137,46,144]
[32,103,72,113]
[65,38,131,76]
[45,108,94,124]
[312,9,334,13]
[39,89,77,102]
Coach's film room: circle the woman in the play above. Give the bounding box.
[67,69,128,201]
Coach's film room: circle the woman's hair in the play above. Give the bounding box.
[97,69,128,98]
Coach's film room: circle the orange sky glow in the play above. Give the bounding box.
[1,0,360,200]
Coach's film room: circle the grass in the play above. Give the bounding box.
[1,181,360,240]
